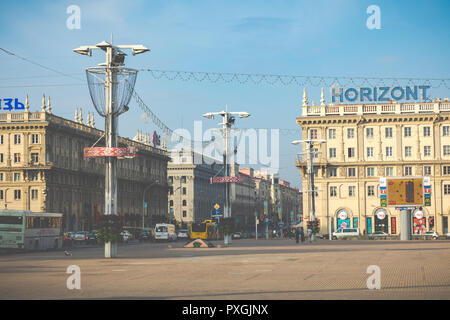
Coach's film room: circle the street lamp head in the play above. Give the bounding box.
[291,140,302,145]
[203,113,215,119]
[73,46,92,56]
[131,45,150,55]
[238,112,250,118]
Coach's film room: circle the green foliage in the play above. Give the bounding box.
[96,215,122,244]
[307,219,320,234]
[218,217,235,235]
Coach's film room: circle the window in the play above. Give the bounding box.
[169,200,173,207]
[385,167,394,176]
[348,148,355,158]
[405,146,412,157]
[30,172,39,181]
[182,211,187,218]
[328,129,336,139]
[310,129,318,139]
[14,190,21,200]
[14,134,21,144]
[385,147,393,157]
[366,128,374,138]
[0,190,3,200]
[424,146,431,156]
[0,173,3,181]
[445,184,450,195]
[444,166,450,175]
[182,200,187,206]
[0,153,3,162]
[31,153,39,163]
[329,148,336,158]
[181,176,186,183]
[330,186,337,197]
[367,186,375,196]
[349,186,356,197]
[182,187,187,195]
[423,127,431,137]
[31,189,38,200]
[168,176,173,184]
[14,153,21,163]
[367,147,374,158]
[347,128,354,139]
[443,126,450,136]
[385,127,393,138]
[31,134,39,144]
[405,167,412,176]
[312,148,319,159]
[348,168,356,177]
[444,145,450,156]
[367,167,375,177]
[424,166,432,175]
[404,127,411,137]
[0,135,3,144]
[328,168,337,177]
[14,173,20,181]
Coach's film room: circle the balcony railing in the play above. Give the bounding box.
[303,102,450,117]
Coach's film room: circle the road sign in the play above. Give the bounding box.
[381,177,425,207]
[214,204,220,210]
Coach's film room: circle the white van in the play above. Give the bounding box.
[332,228,360,240]
[155,223,177,241]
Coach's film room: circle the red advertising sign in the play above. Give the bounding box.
[84,147,137,158]
[391,217,397,234]
[210,176,244,184]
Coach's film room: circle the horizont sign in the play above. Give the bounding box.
[331,85,430,103]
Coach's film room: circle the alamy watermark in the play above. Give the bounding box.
[66,265,81,290]
[366,265,381,290]
[66,5,81,30]
[169,121,280,174]
[366,5,381,30]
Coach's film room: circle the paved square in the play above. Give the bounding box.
[0,239,449,299]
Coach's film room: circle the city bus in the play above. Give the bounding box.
[190,219,217,240]
[0,210,63,251]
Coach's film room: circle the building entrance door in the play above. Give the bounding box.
[375,215,388,233]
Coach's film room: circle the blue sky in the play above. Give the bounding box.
[0,0,449,188]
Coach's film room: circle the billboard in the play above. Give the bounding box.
[380,177,424,207]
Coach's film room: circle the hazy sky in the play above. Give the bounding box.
[1,0,449,188]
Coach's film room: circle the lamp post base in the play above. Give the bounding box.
[105,242,117,258]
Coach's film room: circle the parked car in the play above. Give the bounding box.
[242,232,248,239]
[87,231,97,244]
[177,229,189,240]
[368,231,388,240]
[138,229,153,242]
[73,231,89,243]
[120,230,132,242]
[332,228,360,240]
[232,232,242,239]
[422,231,439,240]
[444,232,450,239]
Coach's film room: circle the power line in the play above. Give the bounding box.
[0,83,86,88]
[0,47,84,82]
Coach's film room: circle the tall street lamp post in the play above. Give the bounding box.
[143,180,159,229]
[74,39,149,258]
[203,108,250,246]
[292,139,326,242]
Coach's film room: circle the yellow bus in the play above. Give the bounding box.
[190,220,217,240]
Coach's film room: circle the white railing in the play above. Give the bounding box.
[304,102,449,116]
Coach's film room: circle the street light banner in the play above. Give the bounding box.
[84,147,137,158]
[210,176,244,183]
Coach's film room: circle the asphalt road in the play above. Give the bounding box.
[0,238,449,299]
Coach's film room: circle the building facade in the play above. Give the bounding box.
[167,149,225,227]
[296,89,450,235]
[0,97,169,231]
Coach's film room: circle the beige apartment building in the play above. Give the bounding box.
[296,89,450,235]
[0,96,169,231]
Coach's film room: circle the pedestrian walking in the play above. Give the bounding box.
[300,227,305,243]
[295,228,300,244]
[307,228,312,243]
